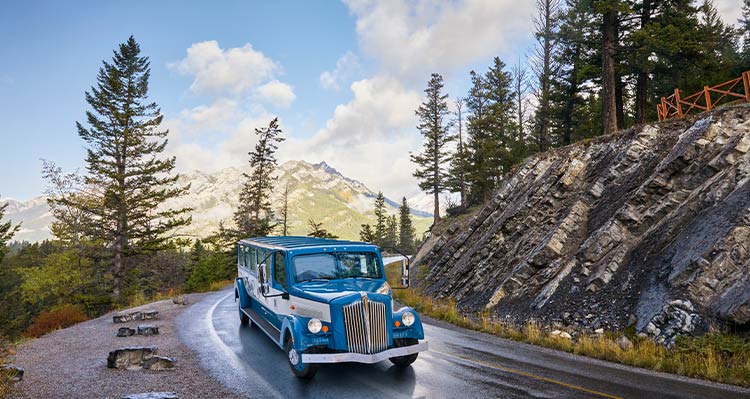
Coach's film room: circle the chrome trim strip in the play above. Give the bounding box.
[301,341,428,364]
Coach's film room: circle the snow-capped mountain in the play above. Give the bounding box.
[1,160,434,242]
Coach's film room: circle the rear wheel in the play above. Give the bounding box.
[285,338,318,379]
[239,307,250,326]
[389,338,419,367]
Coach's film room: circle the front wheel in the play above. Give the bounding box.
[389,338,419,367]
[239,307,250,326]
[285,338,318,379]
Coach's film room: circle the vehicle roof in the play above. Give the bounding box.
[239,236,378,250]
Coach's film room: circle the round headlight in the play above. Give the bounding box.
[402,311,415,327]
[308,318,322,334]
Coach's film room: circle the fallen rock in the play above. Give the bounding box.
[2,365,24,382]
[137,325,159,336]
[117,327,136,337]
[560,332,572,339]
[550,330,562,337]
[121,393,178,399]
[142,310,159,320]
[107,346,158,370]
[594,328,604,335]
[617,336,633,351]
[172,295,188,305]
[143,356,176,371]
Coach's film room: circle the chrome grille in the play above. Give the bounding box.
[343,296,387,354]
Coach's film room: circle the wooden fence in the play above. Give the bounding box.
[657,71,750,122]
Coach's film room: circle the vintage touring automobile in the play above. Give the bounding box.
[234,236,428,378]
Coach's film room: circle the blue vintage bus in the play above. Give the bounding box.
[234,236,427,378]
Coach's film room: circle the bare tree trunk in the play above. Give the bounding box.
[455,98,467,207]
[634,0,652,124]
[601,7,618,135]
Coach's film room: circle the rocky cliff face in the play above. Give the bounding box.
[413,105,750,345]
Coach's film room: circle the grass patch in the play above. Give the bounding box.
[0,336,13,399]
[385,262,750,387]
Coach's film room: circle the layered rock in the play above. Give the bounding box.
[414,105,750,343]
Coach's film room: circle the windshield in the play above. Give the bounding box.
[292,252,382,283]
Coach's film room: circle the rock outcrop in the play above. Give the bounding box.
[414,105,750,344]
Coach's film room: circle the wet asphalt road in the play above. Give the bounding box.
[177,289,750,399]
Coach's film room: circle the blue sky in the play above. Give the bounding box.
[0,0,743,201]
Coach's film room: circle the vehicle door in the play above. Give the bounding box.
[267,251,291,328]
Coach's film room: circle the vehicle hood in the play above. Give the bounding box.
[289,279,386,303]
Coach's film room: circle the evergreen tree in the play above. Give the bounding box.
[447,97,469,207]
[411,73,454,224]
[742,0,750,68]
[359,224,375,243]
[234,118,285,238]
[0,198,19,263]
[398,197,416,254]
[69,36,191,301]
[307,219,338,239]
[384,215,399,249]
[373,191,387,244]
[531,0,561,151]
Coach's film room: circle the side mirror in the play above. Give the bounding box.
[260,282,270,295]
[401,258,410,287]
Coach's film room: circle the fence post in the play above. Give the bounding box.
[657,104,662,121]
[743,71,750,103]
[661,97,668,120]
[674,88,683,117]
[704,86,712,111]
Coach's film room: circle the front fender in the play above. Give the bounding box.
[393,306,425,340]
[281,315,331,351]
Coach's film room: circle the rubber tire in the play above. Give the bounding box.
[285,338,318,379]
[389,338,419,367]
[239,307,250,326]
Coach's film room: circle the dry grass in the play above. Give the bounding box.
[385,262,750,387]
[22,304,90,338]
[0,336,13,399]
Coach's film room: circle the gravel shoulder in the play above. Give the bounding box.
[9,292,242,399]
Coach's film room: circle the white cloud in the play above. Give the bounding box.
[169,40,280,95]
[278,75,423,198]
[256,80,296,108]
[715,0,743,25]
[343,0,534,79]
[320,51,362,90]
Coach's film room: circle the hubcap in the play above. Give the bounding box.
[288,347,299,365]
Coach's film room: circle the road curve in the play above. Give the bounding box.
[177,288,750,399]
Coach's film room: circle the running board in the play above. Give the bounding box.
[241,306,281,344]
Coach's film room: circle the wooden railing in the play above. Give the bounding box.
[657,71,750,122]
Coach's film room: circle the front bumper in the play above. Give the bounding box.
[301,341,428,364]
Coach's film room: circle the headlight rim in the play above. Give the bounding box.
[401,311,415,327]
[307,318,322,333]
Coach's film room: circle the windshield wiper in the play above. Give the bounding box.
[342,276,373,280]
[297,278,331,283]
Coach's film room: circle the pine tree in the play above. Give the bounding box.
[398,197,416,254]
[531,0,561,151]
[307,219,338,239]
[384,215,399,249]
[447,97,469,207]
[411,73,454,224]
[0,198,20,264]
[373,191,387,245]
[70,36,191,301]
[596,0,625,134]
[359,224,375,242]
[742,0,750,68]
[234,118,285,238]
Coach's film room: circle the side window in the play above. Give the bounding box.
[274,252,287,290]
[247,247,255,273]
[238,245,245,268]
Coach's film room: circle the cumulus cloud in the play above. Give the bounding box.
[343,0,534,79]
[279,75,423,198]
[319,51,362,90]
[168,40,281,96]
[256,80,296,108]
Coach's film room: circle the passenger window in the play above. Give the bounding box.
[238,245,245,268]
[274,252,287,290]
[248,248,256,273]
